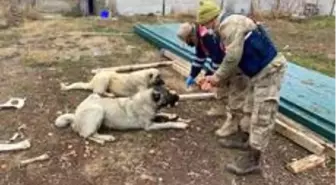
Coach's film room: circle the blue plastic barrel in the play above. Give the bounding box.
[100,9,110,19]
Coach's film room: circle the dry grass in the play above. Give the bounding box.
[263,16,335,77]
[8,15,184,68]
[0,14,334,76]
[14,18,136,66]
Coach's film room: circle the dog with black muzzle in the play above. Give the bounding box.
[60,68,165,98]
[54,85,188,144]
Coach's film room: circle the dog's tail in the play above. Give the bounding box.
[55,113,75,128]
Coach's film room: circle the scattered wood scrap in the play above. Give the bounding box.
[0,97,26,110]
[91,61,173,74]
[20,153,50,166]
[0,139,31,152]
[286,154,326,174]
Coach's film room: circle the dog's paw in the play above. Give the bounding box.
[165,113,178,120]
[103,92,116,98]
[177,122,189,129]
[60,82,68,91]
[93,134,116,142]
[87,137,105,145]
[177,118,192,123]
[215,129,232,137]
[104,135,116,142]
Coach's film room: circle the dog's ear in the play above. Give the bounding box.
[151,90,161,102]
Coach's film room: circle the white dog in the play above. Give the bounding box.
[60,68,164,97]
[55,86,189,144]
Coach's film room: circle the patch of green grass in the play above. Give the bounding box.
[287,52,335,77]
[305,16,335,29]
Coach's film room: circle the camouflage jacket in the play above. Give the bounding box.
[214,14,257,80]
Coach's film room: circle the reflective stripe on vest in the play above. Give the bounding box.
[196,25,225,56]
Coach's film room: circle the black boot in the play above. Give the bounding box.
[218,132,249,150]
[225,147,261,175]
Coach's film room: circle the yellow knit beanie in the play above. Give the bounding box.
[196,0,221,24]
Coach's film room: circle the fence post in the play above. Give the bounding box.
[220,0,224,9]
[162,0,166,16]
[330,0,335,16]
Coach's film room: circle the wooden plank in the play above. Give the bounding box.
[163,49,206,78]
[277,114,323,143]
[162,49,186,62]
[173,60,206,83]
[286,154,326,174]
[275,118,326,155]
[172,62,189,78]
[324,142,335,159]
[277,114,335,158]
[91,61,173,74]
[179,92,216,101]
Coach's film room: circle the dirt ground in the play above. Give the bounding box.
[0,15,334,185]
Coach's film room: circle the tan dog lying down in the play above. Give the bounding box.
[60,68,164,97]
[55,86,189,144]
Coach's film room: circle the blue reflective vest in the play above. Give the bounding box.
[239,26,277,77]
[219,14,277,77]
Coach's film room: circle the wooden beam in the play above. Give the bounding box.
[179,92,216,101]
[286,154,326,174]
[163,49,206,78]
[91,61,173,74]
[173,60,206,83]
[275,117,326,155]
[162,49,186,62]
[172,62,189,78]
[324,142,335,159]
[279,115,335,159]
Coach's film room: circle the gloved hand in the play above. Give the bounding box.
[185,76,195,88]
[199,75,220,91]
